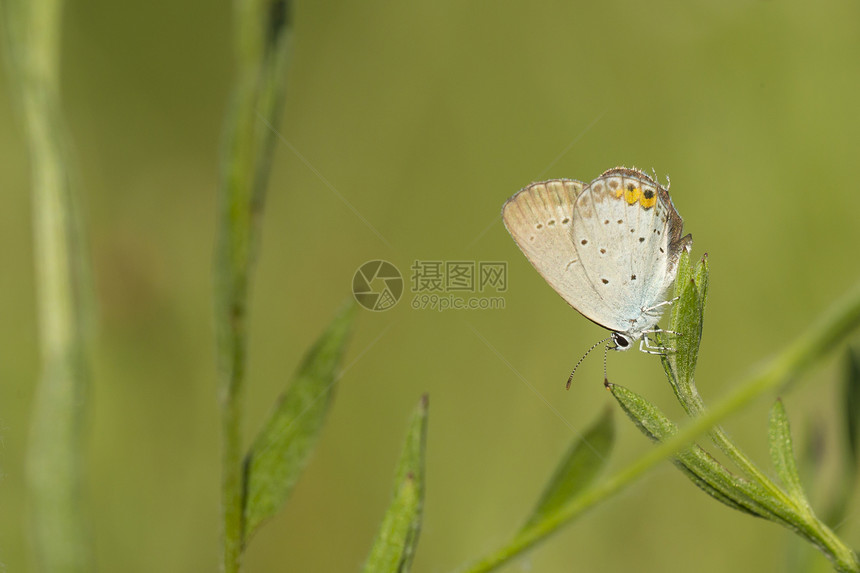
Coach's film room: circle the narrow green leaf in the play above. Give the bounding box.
[362,395,429,573]
[522,407,614,529]
[814,350,860,529]
[845,348,860,469]
[769,400,809,506]
[694,253,710,310]
[608,382,777,519]
[668,248,694,331]
[660,250,708,414]
[242,301,356,542]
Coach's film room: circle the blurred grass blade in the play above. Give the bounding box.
[215,0,293,569]
[845,348,860,469]
[813,349,860,529]
[522,407,614,529]
[362,395,429,573]
[769,400,808,506]
[4,0,95,570]
[607,382,773,519]
[243,302,356,542]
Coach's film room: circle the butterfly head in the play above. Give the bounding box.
[611,332,635,352]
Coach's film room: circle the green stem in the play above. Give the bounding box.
[218,330,247,573]
[461,281,860,573]
[215,1,293,571]
[5,0,93,570]
[713,425,858,571]
[800,515,860,573]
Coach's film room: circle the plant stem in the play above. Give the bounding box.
[4,0,93,570]
[799,514,860,573]
[215,1,293,571]
[461,281,860,573]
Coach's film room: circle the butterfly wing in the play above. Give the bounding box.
[502,179,624,330]
[569,167,692,336]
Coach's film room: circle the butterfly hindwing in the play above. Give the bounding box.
[503,179,625,331]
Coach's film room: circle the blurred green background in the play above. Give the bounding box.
[2,0,860,571]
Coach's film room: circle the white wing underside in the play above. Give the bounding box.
[502,171,691,337]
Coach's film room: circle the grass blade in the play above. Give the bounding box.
[362,395,429,573]
[522,407,614,529]
[242,302,356,542]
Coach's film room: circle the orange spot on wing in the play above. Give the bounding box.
[624,186,641,204]
[640,192,657,209]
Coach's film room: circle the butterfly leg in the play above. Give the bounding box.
[642,296,679,314]
[638,329,679,354]
[638,337,669,355]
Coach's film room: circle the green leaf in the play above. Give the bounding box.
[694,253,710,309]
[814,349,860,529]
[522,407,614,529]
[362,395,429,573]
[242,301,356,543]
[660,251,708,415]
[845,348,860,470]
[607,382,776,519]
[769,400,809,506]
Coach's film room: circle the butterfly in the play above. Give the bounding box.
[502,167,692,383]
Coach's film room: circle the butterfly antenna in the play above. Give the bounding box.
[566,336,612,390]
[603,341,610,384]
